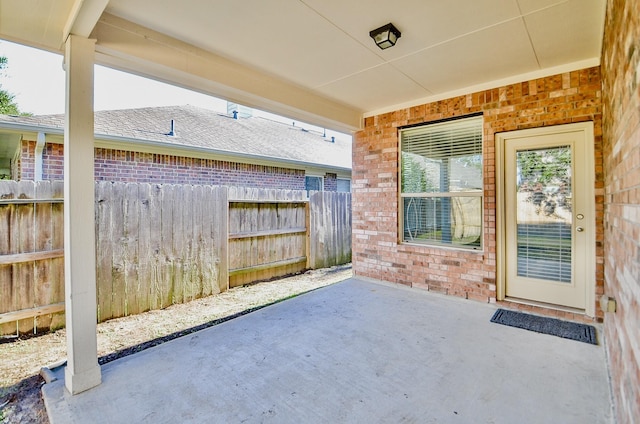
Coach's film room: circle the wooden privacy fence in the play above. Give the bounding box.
[308,191,352,269]
[0,181,351,335]
[95,183,228,322]
[0,181,65,336]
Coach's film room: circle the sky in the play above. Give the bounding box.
[0,40,350,141]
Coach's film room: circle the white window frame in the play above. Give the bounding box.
[305,175,324,193]
[337,178,351,193]
[399,115,484,250]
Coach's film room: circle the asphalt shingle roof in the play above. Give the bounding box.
[0,105,352,170]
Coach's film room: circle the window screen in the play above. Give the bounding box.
[400,115,483,249]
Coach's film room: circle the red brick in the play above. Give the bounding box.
[15,143,343,192]
[600,0,640,421]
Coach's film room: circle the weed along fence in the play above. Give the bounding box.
[0,181,351,335]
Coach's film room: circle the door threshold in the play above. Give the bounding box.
[503,297,586,315]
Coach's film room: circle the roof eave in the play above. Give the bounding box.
[96,133,352,173]
[0,121,351,173]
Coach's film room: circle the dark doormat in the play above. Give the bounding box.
[490,308,598,345]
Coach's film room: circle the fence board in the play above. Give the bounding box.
[96,182,113,322]
[0,250,63,265]
[172,184,186,305]
[0,302,65,325]
[186,185,201,302]
[149,184,163,310]
[33,181,53,332]
[215,186,229,293]
[199,186,213,297]
[49,181,65,330]
[137,183,152,314]
[111,182,126,318]
[14,181,35,333]
[0,181,16,334]
[160,184,174,309]
[124,183,141,315]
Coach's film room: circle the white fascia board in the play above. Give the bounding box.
[0,123,63,141]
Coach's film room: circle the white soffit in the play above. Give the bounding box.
[0,0,607,129]
[105,0,384,89]
[524,0,607,68]
[388,19,540,94]
[318,64,431,114]
[0,0,76,49]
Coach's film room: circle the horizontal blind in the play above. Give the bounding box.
[515,145,573,282]
[401,116,483,193]
[401,116,483,159]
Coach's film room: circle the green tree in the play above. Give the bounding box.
[0,55,27,115]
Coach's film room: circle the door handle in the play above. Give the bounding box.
[576,227,584,232]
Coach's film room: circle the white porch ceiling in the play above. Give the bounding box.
[0,0,606,132]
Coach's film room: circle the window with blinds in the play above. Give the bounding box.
[399,115,483,249]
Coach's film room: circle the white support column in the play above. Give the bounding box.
[63,34,101,394]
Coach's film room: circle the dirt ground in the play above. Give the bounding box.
[0,264,352,424]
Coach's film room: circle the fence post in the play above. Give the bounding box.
[306,201,312,269]
[219,186,229,292]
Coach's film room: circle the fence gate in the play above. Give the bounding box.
[228,200,308,288]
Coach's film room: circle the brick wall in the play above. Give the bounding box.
[18,141,66,181]
[18,142,314,190]
[43,142,64,180]
[324,173,338,192]
[353,66,604,320]
[18,141,35,180]
[93,148,306,189]
[601,0,640,422]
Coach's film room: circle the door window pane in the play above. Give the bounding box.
[516,146,572,282]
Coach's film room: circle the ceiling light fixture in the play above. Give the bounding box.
[369,23,401,50]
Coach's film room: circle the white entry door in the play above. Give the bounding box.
[498,123,595,312]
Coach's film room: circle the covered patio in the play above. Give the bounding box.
[0,1,638,422]
[42,277,611,423]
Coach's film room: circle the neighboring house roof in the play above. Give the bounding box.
[0,105,352,172]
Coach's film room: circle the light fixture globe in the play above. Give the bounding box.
[369,23,401,50]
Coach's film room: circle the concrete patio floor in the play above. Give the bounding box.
[42,278,613,423]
